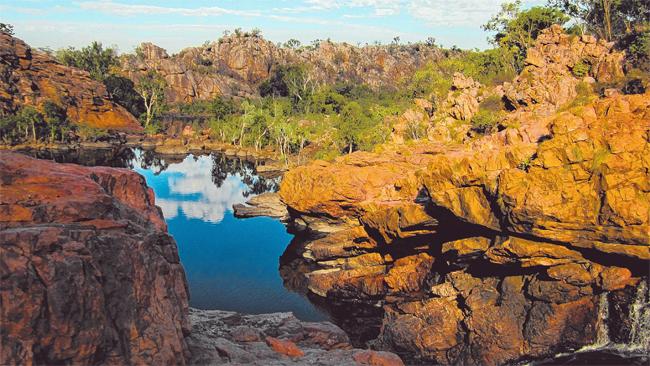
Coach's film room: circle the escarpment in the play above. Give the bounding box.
[0,152,188,365]
[0,33,141,131]
[275,27,650,365]
[122,34,443,103]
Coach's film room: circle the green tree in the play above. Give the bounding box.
[549,0,650,42]
[259,64,316,110]
[0,23,14,36]
[134,71,167,129]
[103,75,145,117]
[42,101,68,143]
[484,1,569,71]
[17,106,45,142]
[337,101,367,154]
[55,41,119,81]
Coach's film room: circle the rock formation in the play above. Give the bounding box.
[0,34,141,131]
[0,152,188,364]
[503,25,625,110]
[187,308,404,365]
[122,34,444,103]
[0,151,406,365]
[273,28,649,365]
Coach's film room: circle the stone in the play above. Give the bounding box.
[0,34,141,131]
[0,152,188,365]
[265,337,305,358]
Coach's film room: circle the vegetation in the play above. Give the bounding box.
[55,41,119,81]
[484,1,569,71]
[0,103,76,144]
[0,23,14,36]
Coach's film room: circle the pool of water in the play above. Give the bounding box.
[24,148,328,321]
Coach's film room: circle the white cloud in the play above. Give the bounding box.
[78,1,261,17]
[408,0,546,26]
[141,155,250,223]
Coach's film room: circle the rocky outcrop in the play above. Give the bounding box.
[276,87,650,364]
[122,34,443,103]
[187,308,404,365]
[0,34,141,131]
[233,192,289,221]
[0,152,188,364]
[503,25,625,110]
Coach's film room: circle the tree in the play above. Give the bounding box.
[259,64,317,110]
[55,41,119,81]
[337,102,368,154]
[548,0,650,41]
[16,106,44,142]
[134,71,166,128]
[0,23,14,36]
[284,39,302,49]
[42,101,68,143]
[103,75,145,117]
[484,1,569,70]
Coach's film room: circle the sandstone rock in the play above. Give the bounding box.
[186,308,403,365]
[122,35,444,103]
[0,152,188,365]
[233,192,289,221]
[0,34,141,131]
[503,25,625,110]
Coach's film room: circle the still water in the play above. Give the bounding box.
[25,148,328,321]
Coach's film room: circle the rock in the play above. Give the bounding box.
[186,308,403,365]
[503,25,625,110]
[265,337,305,358]
[122,35,444,103]
[0,34,141,131]
[233,192,289,221]
[276,87,649,363]
[353,350,405,366]
[0,152,188,365]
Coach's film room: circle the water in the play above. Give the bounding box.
[23,148,328,321]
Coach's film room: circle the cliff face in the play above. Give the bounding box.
[0,152,188,364]
[0,34,141,131]
[277,28,649,365]
[122,34,443,102]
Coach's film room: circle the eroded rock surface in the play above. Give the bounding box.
[0,34,141,131]
[276,53,649,365]
[0,152,188,365]
[187,308,404,365]
[122,34,444,103]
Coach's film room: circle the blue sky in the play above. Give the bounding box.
[1,0,545,53]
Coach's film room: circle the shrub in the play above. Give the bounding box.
[572,60,591,78]
[471,109,501,134]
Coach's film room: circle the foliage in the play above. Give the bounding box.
[135,71,167,128]
[0,23,14,35]
[0,103,76,144]
[471,95,506,134]
[548,0,650,42]
[571,60,591,77]
[104,75,145,117]
[55,41,119,81]
[484,1,569,71]
[619,30,650,71]
[259,64,317,110]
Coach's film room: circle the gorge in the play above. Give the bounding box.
[1,4,650,365]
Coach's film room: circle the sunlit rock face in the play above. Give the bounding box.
[122,34,444,103]
[277,88,650,363]
[0,152,189,365]
[0,34,141,131]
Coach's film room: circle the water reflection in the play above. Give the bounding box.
[20,147,326,321]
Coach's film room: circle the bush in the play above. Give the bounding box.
[572,60,591,78]
[471,109,501,134]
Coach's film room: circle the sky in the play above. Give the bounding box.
[1,0,545,53]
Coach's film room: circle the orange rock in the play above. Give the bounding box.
[353,350,404,366]
[0,34,141,131]
[265,337,304,358]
